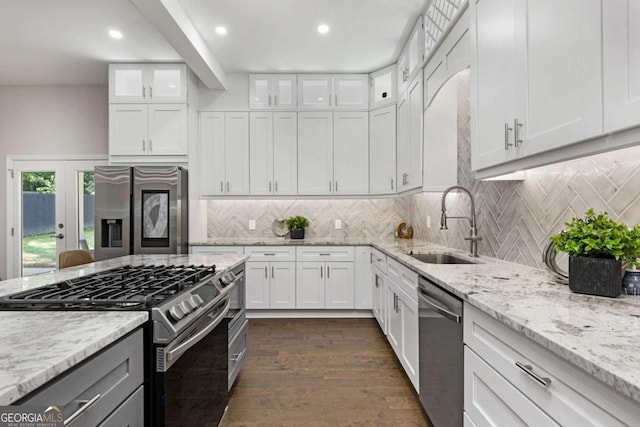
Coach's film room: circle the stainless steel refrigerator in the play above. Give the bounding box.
[94,166,188,261]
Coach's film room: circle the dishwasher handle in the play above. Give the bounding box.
[418,287,462,323]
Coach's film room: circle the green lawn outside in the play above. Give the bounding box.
[22,228,95,267]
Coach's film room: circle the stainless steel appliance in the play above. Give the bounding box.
[226,266,248,390]
[0,263,245,427]
[94,166,188,261]
[418,276,463,427]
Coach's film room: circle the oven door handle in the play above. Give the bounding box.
[166,297,231,363]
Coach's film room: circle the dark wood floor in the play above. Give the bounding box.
[221,318,432,426]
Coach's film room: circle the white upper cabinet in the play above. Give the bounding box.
[398,17,424,94]
[109,104,187,157]
[298,112,334,195]
[333,75,369,110]
[200,112,249,196]
[109,64,187,103]
[249,74,297,110]
[397,72,423,192]
[516,0,602,159]
[298,75,369,110]
[470,0,518,170]
[298,112,369,195]
[370,105,397,195]
[249,112,297,195]
[333,112,369,195]
[298,75,332,109]
[370,64,397,109]
[471,0,603,172]
[603,1,640,133]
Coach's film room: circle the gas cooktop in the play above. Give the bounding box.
[0,264,217,310]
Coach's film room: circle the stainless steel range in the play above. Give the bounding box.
[0,263,246,427]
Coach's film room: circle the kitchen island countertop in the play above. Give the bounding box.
[0,253,248,405]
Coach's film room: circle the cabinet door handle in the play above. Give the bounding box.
[268,94,272,106]
[65,393,102,425]
[274,94,278,106]
[329,93,332,106]
[269,181,272,192]
[272,266,274,278]
[275,181,278,192]
[514,118,523,147]
[334,94,338,106]
[320,266,323,278]
[370,252,373,264]
[335,181,338,192]
[329,181,332,192]
[142,139,146,151]
[393,293,397,311]
[391,178,394,190]
[504,122,514,150]
[264,266,268,278]
[227,181,230,192]
[142,86,146,99]
[149,139,152,152]
[149,86,153,99]
[220,181,223,192]
[327,266,330,278]
[515,361,551,387]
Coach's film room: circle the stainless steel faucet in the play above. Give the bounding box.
[440,185,482,257]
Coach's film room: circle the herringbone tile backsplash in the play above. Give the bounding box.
[207,70,640,269]
[207,198,409,239]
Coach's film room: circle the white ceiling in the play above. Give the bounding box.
[0,0,428,86]
[180,0,428,73]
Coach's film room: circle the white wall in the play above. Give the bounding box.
[0,85,108,279]
[198,73,249,111]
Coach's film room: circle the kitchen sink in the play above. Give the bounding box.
[407,252,480,265]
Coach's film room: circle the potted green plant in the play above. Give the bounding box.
[285,215,310,240]
[550,209,640,297]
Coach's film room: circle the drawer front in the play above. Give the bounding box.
[191,245,244,255]
[371,248,387,272]
[244,246,296,261]
[229,320,249,390]
[465,305,640,426]
[97,386,144,427]
[296,246,354,262]
[21,329,144,426]
[464,347,559,427]
[386,257,418,300]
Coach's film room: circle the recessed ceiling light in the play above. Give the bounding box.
[108,29,123,39]
[317,24,330,34]
[215,26,228,36]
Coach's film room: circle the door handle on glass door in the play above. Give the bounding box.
[56,233,64,239]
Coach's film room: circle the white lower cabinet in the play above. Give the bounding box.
[245,246,296,309]
[296,261,354,309]
[246,261,296,309]
[464,303,640,426]
[354,246,372,310]
[382,257,419,390]
[296,262,325,308]
[372,264,387,333]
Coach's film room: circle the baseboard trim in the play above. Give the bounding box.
[246,309,375,319]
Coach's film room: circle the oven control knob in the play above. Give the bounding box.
[190,294,204,309]
[180,300,194,314]
[221,272,236,286]
[168,305,185,322]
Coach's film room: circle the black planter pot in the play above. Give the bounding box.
[568,255,622,297]
[290,228,305,239]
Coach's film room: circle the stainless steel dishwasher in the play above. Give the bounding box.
[418,276,463,427]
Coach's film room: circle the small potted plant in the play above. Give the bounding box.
[550,209,640,297]
[285,215,310,240]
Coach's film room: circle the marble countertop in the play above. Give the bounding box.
[0,311,148,405]
[0,253,248,405]
[193,237,640,404]
[191,237,374,246]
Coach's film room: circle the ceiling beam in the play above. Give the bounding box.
[131,0,226,89]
